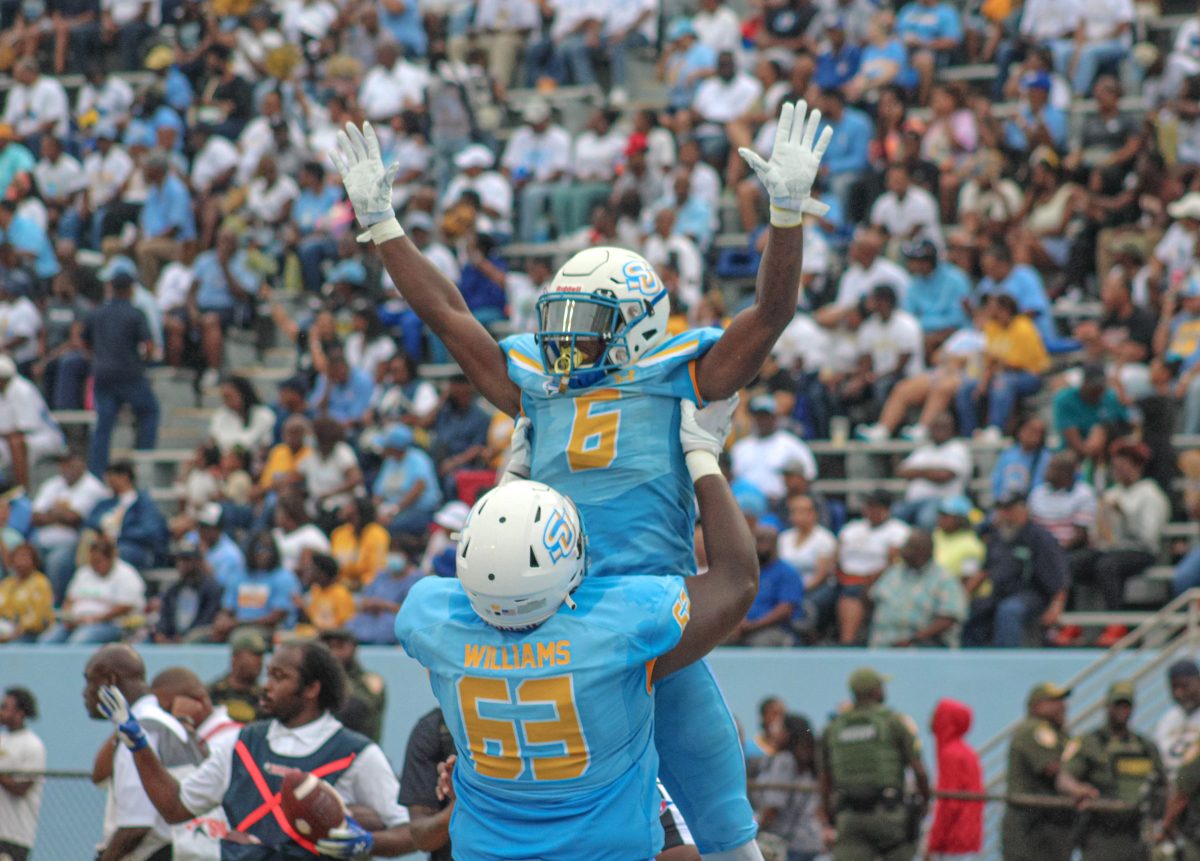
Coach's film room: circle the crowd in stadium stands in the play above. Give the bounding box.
[0,0,1198,650]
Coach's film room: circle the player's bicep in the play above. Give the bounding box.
[652,574,743,683]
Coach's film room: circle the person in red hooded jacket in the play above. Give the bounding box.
[927,698,984,859]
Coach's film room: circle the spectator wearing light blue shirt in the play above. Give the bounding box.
[816,87,872,209]
[379,0,427,57]
[663,20,717,111]
[196,503,247,589]
[213,531,300,636]
[0,200,59,281]
[896,0,963,102]
[0,129,34,200]
[293,160,344,293]
[901,239,971,352]
[135,152,196,288]
[1002,72,1067,153]
[372,425,442,538]
[309,346,375,429]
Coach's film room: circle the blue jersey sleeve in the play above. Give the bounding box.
[395,576,460,666]
[614,576,691,665]
[629,327,722,404]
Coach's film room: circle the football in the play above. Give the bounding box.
[279,769,347,841]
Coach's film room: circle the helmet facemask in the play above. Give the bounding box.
[536,289,654,380]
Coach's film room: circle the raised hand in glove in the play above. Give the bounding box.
[98,685,148,752]
[315,817,374,859]
[739,100,833,226]
[498,416,532,485]
[329,122,400,235]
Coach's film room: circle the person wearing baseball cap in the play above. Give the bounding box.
[1056,680,1163,859]
[1004,69,1066,165]
[1156,660,1200,781]
[820,668,929,860]
[207,629,268,723]
[1002,682,1073,860]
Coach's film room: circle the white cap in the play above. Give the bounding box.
[1169,192,1200,221]
[454,144,494,170]
[522,98,551,124]
[0,355,17,378]
[433,500,470,533]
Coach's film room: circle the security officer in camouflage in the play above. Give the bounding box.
[321,628,386,742]
[207,629,267,723]
[819,667,930,861]
[1003,681,1074,861]
[1056,680,1164,861]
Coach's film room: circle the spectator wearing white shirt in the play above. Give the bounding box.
[81,122,134,249]
[40,537,146,643]
[731,394,819,503]
[892,412,972,531]
[778,492,838,627]
[76,66,135,126]
[405,212,461,284]
[358,40,429,124]
[855,283,925,399]
[870,164,944,253]
[554,107,624,236]
[33,136,84,221]
[642,208,704,312]
[816,227,911,327]
[274,498,334,574]
[601,0,658,105]
[689,51,763,140]
[444,144,513,239]
[501,99,572,243]
[0,281,42,369]
[31,450,110,602]
[1165,12,1200,99]
[243,154,299,228]
[0,686,45,861]
[836,489,912,644]
[469,0,540,87]
[1028,450,1095,555]
[234,91,307,186]
[1048,0,1133,96]
[2,59,70,144]
[694,0,743,55]
[0,357,64,491]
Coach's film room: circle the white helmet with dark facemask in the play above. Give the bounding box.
[535,247,671,382]
[457,480,587,630]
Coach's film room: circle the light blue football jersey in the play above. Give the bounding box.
[395,574,691,861]
[499,328,722,579]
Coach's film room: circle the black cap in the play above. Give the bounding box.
[1081,362,1107,384]
[996,489,1027,508]
[864,488,893,508]
[1169,659,1200,681]
[901,238,938,262]
[319,628,356,644]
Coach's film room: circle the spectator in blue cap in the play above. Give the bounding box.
[662,18,717,112]
[933,494,987,599]
[901,238,971,355]
[373,424,442,538]
[1003,71,1067,152]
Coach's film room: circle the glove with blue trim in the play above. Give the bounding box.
[98,685,148,752]
[739,100,833,227]
[315,817,375,858]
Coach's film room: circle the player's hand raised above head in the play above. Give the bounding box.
[738,100,833,226]
[329,121,400,231]
[98,684,148,752]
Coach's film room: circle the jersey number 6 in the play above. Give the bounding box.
[566,388,621,472]
[457,674,590,781]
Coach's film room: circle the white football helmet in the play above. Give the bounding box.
[457,480,587,630]
[535,247,671,381]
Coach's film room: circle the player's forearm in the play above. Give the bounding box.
[367,824,417,856]
[410,804,451,851]
[131,746,195,823]
[696,225,803,401]
[99,827,150,861]
[696,474,758,610]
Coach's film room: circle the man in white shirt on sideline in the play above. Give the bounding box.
[31,449,110,602]
[1157,659,1200,781]
[890,411,972,531]
[501,99,572,243]
[97,640,420,858]
[869,163,944,254]
[0,356,64,490]
[730,394,818,504]
[0,686,45,861]
[84,645,204,861]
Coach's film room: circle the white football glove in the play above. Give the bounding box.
[680,396,737,457]
[98,685,148,751]
[330,122,400,231]
[498,416,532,485]
[739,100,833,227]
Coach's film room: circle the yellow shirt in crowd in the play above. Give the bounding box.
[329,522,390,589]
[0,571,54,637]
[304,581,356,631]
[983,315,1049,374]
[260,444,313,489]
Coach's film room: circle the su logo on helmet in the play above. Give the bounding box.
[542,509,577,563]
[622,260,659,297]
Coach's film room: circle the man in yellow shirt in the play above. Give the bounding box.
[0,544,54,641]
[956,294,1049,441]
